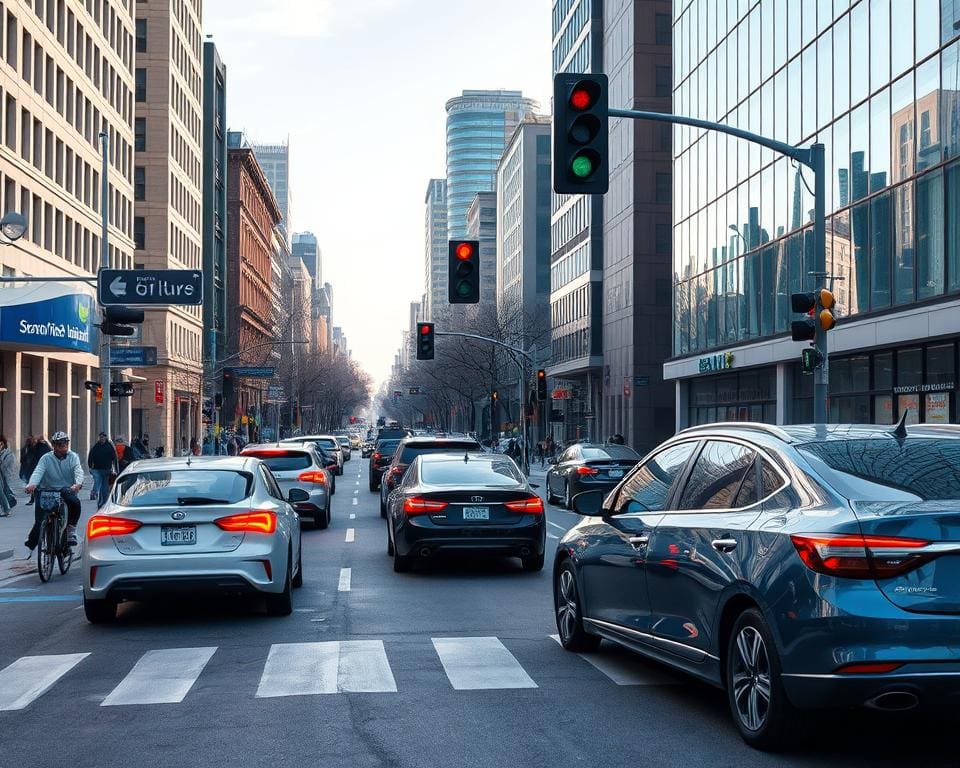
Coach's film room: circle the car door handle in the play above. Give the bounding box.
[628,535,649,547]
[711,538,738,553]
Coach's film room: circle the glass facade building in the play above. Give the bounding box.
[667,0,960,429]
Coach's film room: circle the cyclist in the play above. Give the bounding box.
[24,431,83,550]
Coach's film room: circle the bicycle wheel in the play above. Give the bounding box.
[38,517,55,583]
[57,513,73,575]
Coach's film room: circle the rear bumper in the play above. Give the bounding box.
[782,669,960,710]
[394,518,545,558]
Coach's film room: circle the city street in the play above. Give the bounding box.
[0,457,954,768]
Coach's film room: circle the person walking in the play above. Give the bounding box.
[19,436,35,484]
[0,436,17,516]
[87,432,117,508]
[115,436,132,474]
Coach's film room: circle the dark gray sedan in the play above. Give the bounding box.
[545,443,641,508]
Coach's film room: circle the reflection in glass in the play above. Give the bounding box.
[893,183,915,305]
[947,161,960,292]
[830,211,858,316]
[834,13,850,114]
[916,55,941,171]
[850,1,869,106]
[890,0,914,78]
[898,347,923,386]
[943,0,960,46]
[788,0,801,59]
[871,190,892,309]
[870,0,890,91]
[802,45,817,139]
[871,89,891,193]
[943,41,960,159]
[891,72,915,183]
[917,170,945,299]
[787,57,801,144]
[818,30,833,131]
[833,114,850,210]
[850,102,870,201]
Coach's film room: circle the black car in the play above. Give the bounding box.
[379,436,482,517]
[377,426,411,442]
[368,438,401,492]
[386,452,546,573]
[545,443,641,508]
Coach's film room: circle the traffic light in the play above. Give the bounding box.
[416,322,435,360]
[553,73,609,194]
[491,390,498,402]
[448,240,480,304]
[222,369,235,401]
[536,369,547,401]
[100,306,144,336]
[109,382,134,397]
[95,385,103,403]
[214,393,223,408]
[790,289,836,341]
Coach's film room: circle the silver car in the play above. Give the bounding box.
[240,443,332,529]
[82,456,304,623]
[282,435,344,475]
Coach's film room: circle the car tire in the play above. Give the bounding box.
[392,538,411,573]
[380,497,387,519]
[266,554,293,616]
[386,525,394,556]
[317,504,329,530]
[331,479,336,495]
[369,481,377,492]
[554,561,601,652]
[726,608,797,751]
[292,537,303,588]
[83,596,117,624]
[522,553,545,572]
[545,476,556,505]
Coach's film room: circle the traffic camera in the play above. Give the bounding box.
[553,73,609,194]
[448,240,480,304]
[100,306,144,336]
[416,322,435,360]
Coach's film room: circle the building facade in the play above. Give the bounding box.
[131,0,204,456]
[0,0,136,462]
[445,90,538,239]
[601,0,675,455]
[423,178,447,321]
[466,191,498,308]
[549,0,605,443]
[667,0,960,429]
[251,140,291,238]
[292,231,319,287]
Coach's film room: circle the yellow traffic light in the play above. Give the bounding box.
[819,288,835,310]
[818,309,836,331]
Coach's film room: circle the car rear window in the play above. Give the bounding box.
[244,452,312,472]
[798,438,960,500]
[116,470,252,506]
[581,446,640,460]
[399,442,481,464]
[420,458,524,486]
[375,440,400,455]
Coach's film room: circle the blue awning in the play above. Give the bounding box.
[0,282,97,354]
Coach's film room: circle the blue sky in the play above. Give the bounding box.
[204,0,553,387]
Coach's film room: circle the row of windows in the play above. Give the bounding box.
[168,319,201,364]
[169,221,199,270]
[168,170,200,232]
[552,326,590,363]
[552,0,589,72]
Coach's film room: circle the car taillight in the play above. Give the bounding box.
[373,452,381,461]
[214,510,277,534]
[87,515,142,540]
[403,497,448,516]
[576,466,599,475]
[297,471,327,485]
[504,496,544,514]
[835,661,904,674]
[790,534,932,579]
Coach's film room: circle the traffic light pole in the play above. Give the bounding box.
[98,131,111,440]
[605,108,828,422]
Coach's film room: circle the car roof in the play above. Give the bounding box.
[243,442,313,453]
[123,456,258,472]
[399,436,481,446]
[418,451,507,464]
[676,422,960,446]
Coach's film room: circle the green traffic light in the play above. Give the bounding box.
[456,280,472,297]
[571,154,594,178]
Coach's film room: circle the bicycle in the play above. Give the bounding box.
[36,489,73,583]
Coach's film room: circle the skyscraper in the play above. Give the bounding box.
[445,90,538,239]
[292,231,320,287]
[251,140,292,237]
[423,179,447,321]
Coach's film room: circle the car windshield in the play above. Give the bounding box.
[316,438,338,448]
[399,442,480,464]
[337,437,350,445]
[115,470,252,506]
[420,457,524,486]
[798,438,960,500]
[244,452,312,472]
[581,446,640,460]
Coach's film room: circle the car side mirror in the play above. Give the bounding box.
[571,489,605,516]
[547,457,556,465]
[288,488,310,503]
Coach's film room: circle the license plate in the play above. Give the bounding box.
[161,525,197,546]
[608,469,624,478]
[462,507,490,521]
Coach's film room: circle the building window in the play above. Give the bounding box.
[134,117,145,151]
[655,173,671,203]
[133,216,144,249]
[135,19,146,53]
[655,66,671,97]
[655,13,671,45]
[134,166,145,200]
[135,68,145,102]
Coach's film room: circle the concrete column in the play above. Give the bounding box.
[675,379,689,432]
[776,362,793,425]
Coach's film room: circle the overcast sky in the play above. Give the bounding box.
[203,0,553,389]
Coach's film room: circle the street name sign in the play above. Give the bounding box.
[98,269,203,306]
[229,367,275,378]
[110,345,158,366]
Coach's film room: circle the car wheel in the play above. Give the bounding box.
[266,554,293,616]
[386,524,394,556]
[554,561,601,652]
[522,553,545,572]
[317,504,329,530]
[83,596,117,624]
[369,481,377,492]
[331,479,336,495]
[726,608,796,751]
[292,536,303,588]
[380,496,387,519]
[392,536,411,573]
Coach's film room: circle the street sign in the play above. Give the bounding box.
[110,345,158,366]
[110,382,134,397]
[266,385,285,402]
[229,367,275,378]
[98,269,203,306]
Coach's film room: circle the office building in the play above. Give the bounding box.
[667,0,960,428]
[251,140,291,237]
[292,231,319,287]
[0,0,136,460]
[466,191,497,307]
[423,179,447,321]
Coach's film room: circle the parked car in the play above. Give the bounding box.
[369,438,402,492]
[281,435,343,475]
[336,435,353,461]
[240,443,332,529]
[545,443,642,508]
[377,426,411,442]
[82,455,304,622]
[386,452,545,572]
[348,433,362,450]
[553,422,960,750]
[379,436,482,518]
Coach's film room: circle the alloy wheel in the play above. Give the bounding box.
[556,569,579,643]
[731,626,772,732]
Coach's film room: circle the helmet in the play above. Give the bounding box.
[51,431,70,444]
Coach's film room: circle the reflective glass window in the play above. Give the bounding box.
[788,0,801,58]
[787,57,801,144]
[833,14,850,115]
[850,1,869,105]
[802,44,817,139]
[851,202,871,310]
[875,352,894,389]
[818,30,834,130]
[946,161,960,292]
[870,0,890,91]
[615,442,698,513]
[928,343,955,385]
[870,88,891,193]
[916,55,941,171]
[890,0,914,78]
[917,170,945,299]
[678,441,757,510]
[893,183,914,305]
[943,0,960,45]
[871,190,892,308]
[898,348,923,386]
[943,41,960,159]
[850,102,870,202]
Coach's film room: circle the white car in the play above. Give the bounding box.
[82,456,304,623]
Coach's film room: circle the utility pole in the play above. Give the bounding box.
[98,131,111,439]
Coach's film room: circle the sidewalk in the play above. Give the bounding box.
[0,475,100,583]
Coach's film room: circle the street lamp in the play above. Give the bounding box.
[0,211,27,242]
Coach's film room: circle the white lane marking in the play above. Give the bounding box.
[256,641,396,697]
[355,480,359,485]
[432,637,537,690]
[353,490,359,495]
[549,635,680,685]
[547,533,558,540]
[338,567,351,591]
[0,653,90,711]
[352,498,358,506]
[101,647,217,706]
[547,521,566,532]
[349,513,356,519]
[345,528,355,543]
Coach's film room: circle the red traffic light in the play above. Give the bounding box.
[420,324,430,335]
[537,370,545,379]
[455,242,474,260]
[570,87,593,110]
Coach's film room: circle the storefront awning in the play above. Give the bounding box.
[0,281,97,354]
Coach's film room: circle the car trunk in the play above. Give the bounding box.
[583,459,636,481]
[417,489,537,526]
[851,500,960,614]
[110,503,250,555]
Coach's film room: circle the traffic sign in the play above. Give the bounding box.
[110,346,158,366]
[228,367,275,378]
[98,269,203,306]
[266,385,285,402]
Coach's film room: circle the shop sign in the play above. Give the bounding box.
[892,382,955,394]
[154,381,164,404]
[698,351,734,373]
[0,291,96,353]
[552,388,570,400]
[926,392,950,423]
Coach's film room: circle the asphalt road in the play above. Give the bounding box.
[0,458,956,768]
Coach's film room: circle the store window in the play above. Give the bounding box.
[688,369,776,426]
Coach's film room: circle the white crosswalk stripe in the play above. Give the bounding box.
[0,653,89,711]
[549,634,680,685]
[256,641,396,697]
[101,647,217,706]
[338,567,352,591]
[432,636,537,690]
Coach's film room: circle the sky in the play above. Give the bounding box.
[203,0,553,389]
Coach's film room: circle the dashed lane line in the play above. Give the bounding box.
[345,528,355,543]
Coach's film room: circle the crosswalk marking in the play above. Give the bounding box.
[349,513,356,519]
[432,637,537,690]
[256,641,396,697]
[548,634,680,685]
[101,647,217,706]
[352,498,358,506]
[345,528,355,543]
[338,567,351,591]
[0,653,89,711]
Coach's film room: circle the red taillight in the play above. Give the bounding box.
[373,452,381,461]
[87,515,142,540]
[403,497,448,516]
[214,510,277,534]
[297,470,327,485]
[835,661,904,674]
[89,565,98,587]
[241,449,291,456]
[504,496,544,514]
[576,466,599,475]
[790,534,931,579]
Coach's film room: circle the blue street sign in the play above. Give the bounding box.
[98,269,203,306]
[110,346,158,366]
[229,367,275,378]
